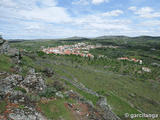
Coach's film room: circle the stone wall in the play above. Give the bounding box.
[60,74,121,120]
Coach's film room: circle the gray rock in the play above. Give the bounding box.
[0,40,9,54]
[97,96,108,108]
[9,106,46,120]
[22,68,46,93]
[7,48,20,57]
[0,74,23,94]
[151,63,160,67]
[28,68,36,74]
[97,96,121,120]
[56,91,64,98]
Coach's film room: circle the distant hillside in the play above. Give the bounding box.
[94,35,130,39]
[61,36,89,41]
[7,35,160,43]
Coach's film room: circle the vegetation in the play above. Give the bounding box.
[9,36,160,119]
[0,55,14,72]
[14,86,27,93]
[0,101,7,113]
[39,99,75,120]
[39,87,57,98]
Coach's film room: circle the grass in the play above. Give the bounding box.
[0,101,7,113]
[63,79,99,105]
[14,86,27,93]
[46,56,160,118]
[39,99,75,120]
[0,55,13,72]
[107,92,147,120]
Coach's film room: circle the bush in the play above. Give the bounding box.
[53,80,65,91]
[39,87,57,98]
[37,51,46,57]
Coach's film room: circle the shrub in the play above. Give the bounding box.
[53,80,65,91]
[39,87,57,98]
[37,51,46,57]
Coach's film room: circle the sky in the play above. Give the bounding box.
[0,0,160,39]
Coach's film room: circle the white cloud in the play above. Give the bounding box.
[92,0,110,4]
[102,10,123,17]
[141,20,160,26]
[128,6,137,11]
[72,0,89,5]
[0,0,17,8]
[72,0,110,5]
[72,11,130,32]
[24,22,45,31]
[0,0,71,23]
[39,0,57,7]
[129,6,160,18]
[19,7,72,23]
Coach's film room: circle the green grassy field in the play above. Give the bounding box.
[39,98,75,120]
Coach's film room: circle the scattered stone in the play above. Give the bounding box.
[142,67,151,72]
[56,91,64,98]
[151,63,160,67]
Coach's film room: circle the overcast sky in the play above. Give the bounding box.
[0,0,160,39]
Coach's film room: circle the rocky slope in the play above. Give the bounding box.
[0,36,120,120]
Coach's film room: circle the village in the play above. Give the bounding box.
[42,42,97,58]
[42,42,120,58]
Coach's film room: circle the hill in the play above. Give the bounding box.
[1,35,160,120]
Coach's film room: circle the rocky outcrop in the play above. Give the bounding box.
[0,36,9,54]
[0,36,21,64]
[0,68,46,96]
[21,68,46,93]
[0,68,47,120]
[8,106,46,120]
[0,74,23,95]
